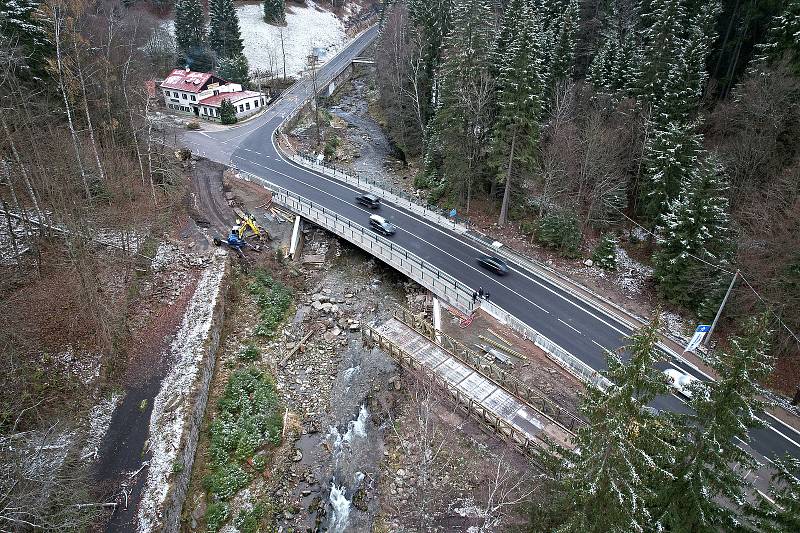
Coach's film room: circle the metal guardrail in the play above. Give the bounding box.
[240,169,611,392]
[480,300,613,391]
[289,152,470,233]
[239,170,476,314]
[393,306,584,432]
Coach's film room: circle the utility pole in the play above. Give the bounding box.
[704,269,739,345]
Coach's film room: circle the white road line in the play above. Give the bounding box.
[272,136,633,341]
[592,340,610,352]
[558,318,583,335]
[231,154,558,321]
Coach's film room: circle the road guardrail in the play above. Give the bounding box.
[238,169,611,391]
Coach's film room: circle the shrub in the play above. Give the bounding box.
[220,100,238,125]
[236,503,266,533]
[536,210,582,258]
[520,221,537,236]
[186,121,200,130]
[592,233,618,270]
[239,344,260,362]
[205,502,228,532]
[202,462,251,500]
[252,452,268,472]
[209,368,283,464]
[323,135,340,160]
[249,270,292,337]
[427,180,448,206]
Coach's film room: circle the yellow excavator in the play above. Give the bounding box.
[233,212,269,241]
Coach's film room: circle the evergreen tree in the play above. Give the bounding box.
[592,233,617,270]
[0,0,52,80]
[219,99,237,124]
[491,0,544,225]
[589,21,639,99]
[652,156,734,311]
[640,120,703,225]
[547,316,674,533]
[636,0,689,118]
[407,0,452,125]
[753,0,800,75]
[217,53,250,85]
[746,455,800,533]
[209,0,244,60]
[427,0,495,208]
[654,314,773,531]
[263,0,285,25]
[546,0,579,89]
[174,0,207,65]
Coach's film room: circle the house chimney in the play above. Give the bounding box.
[185,66,190,73]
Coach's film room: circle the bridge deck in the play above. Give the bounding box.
[375,318,574,448]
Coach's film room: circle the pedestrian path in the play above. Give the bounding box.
[371,317,575,451]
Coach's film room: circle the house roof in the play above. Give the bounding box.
[160,69,219,93]
[199,91,262,107]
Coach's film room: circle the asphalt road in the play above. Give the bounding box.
[180,25,800,465]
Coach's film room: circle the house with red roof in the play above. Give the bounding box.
[159,68,267,122]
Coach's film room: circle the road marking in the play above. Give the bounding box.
[231,154,559,322]
[591,340,609,352]
[558,319,582,335]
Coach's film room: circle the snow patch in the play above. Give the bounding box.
[613,245,654,297]
[660,310,691,340]
[163,2,346,79]
[51,345,100,386]
[137,256,227,533]
[238,2,347,78]
[81,391,124,462]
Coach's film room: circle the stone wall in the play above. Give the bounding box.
[137,254,229,533]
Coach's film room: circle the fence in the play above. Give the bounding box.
[393,306,584,433]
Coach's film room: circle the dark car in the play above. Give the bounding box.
[476,255,509,275]
[355,193,381,209]
[369,214,397,236]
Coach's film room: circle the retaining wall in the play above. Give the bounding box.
[137,254,229,533]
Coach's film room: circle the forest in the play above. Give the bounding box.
[375,0,800,371]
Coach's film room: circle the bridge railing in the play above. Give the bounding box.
[242,169,611,392]
[241,170,476,313]
[287,151,471,234]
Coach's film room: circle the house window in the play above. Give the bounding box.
[191,95,196,101]
[238,104,244,112]
[254,100,259,108]
[182,93,187,99]
[245,102,251,110]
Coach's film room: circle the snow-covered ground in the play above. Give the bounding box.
[163,2,347,79]
[238,2,347,78]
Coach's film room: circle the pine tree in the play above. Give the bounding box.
[0,0,52,80]
[491,0,543,226]
[652,156,734,312]
[219,99,237,124]
[407,0,453,125]
[640,121,703,225]
[209,0,244,60]
[654,314,773,531]
[637,0,688,115]
[752,0,800,75]
[217,53,249,85]
[546,0,579,89]
[548,316,675,533]
[589,3,640,100]
[427,0,495,208]
[592,233,617,270]
[263,0,285,25]
[174,0,207,65]
[746,455,800,533]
